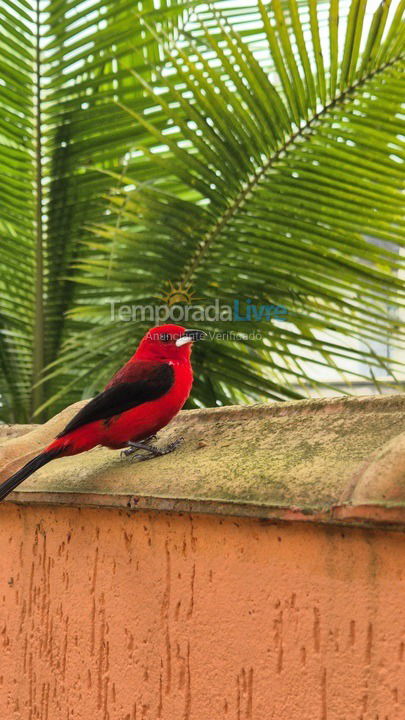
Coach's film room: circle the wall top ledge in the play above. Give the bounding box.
[2,394,405,529]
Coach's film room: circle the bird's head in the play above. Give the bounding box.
[135,324,206,362]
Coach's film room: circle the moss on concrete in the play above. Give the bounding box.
[2,394,405,527]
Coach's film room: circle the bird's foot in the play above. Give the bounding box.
[120,435,157,460]
[140,434,157,446]
[138,436,184,462]
[121,436,183,462]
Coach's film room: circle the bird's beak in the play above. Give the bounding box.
[175,329,207,347]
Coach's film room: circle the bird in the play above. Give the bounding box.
[0,324,206,502]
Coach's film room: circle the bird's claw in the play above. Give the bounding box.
[139,435,184,461]
[120,448,143,461]
[120,434,159,460]
[142,434,157,446]
[122,436,184,463]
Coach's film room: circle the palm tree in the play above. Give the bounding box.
[0,0,186,421]
[1,0,404,421]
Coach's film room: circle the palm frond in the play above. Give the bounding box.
[59,0,405,408]
[0,0,35,421]
[0,0,187,421]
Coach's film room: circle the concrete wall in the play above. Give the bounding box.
[1,502,404,720]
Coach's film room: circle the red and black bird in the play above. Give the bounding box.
[0,324,206,502]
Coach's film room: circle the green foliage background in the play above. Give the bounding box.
[0,0,404,422]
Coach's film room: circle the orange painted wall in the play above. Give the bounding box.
[0,504,404,720]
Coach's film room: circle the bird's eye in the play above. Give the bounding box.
[160,333,171,343]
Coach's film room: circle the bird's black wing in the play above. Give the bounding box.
[57,362,174,438]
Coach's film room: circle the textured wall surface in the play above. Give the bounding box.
[0,504,404,720]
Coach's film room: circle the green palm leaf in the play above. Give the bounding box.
[0,0,188,421]
[58,0,405,409]
[49,0,404,404]
[1,0,405,418]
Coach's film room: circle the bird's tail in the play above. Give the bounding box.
[0,448,61,502]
